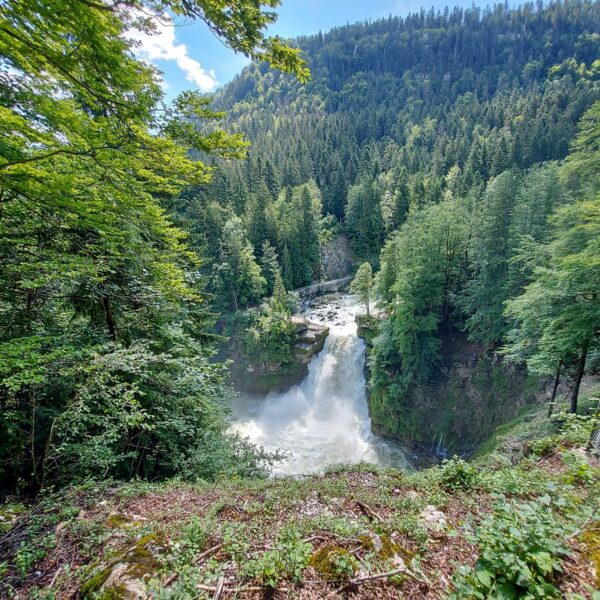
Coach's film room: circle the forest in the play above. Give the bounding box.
[190,0,600,443]
[1,0,600,598]
[1,0,600,495]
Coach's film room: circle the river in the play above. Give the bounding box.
[231,293,412,476]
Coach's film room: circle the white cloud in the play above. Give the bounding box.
[128,16,217,92]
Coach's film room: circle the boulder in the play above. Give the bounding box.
[81,534,166,599]
[419,505,447,533]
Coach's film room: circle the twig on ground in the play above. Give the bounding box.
[197,583,289,593]
[356,500,384,522]
[196,543,223,564]
[336,564,430,594]
[212,576,225,600]
[48,566,63,588]
[162,572,179,586]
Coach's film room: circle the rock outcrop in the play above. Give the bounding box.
[291,316,329,363]
[232,318,329,396]
[358,322,546,459]
[320,234,356,280]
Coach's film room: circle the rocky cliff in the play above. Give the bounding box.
[358,319,546,458]
[320,234,356,280]
[229,317,329,396]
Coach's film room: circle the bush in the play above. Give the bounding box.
[561,450,597,486]
[244,307,297,367]
[555,413,599,447]
[451,497,571,599]
[529,435,561,457]
[440,457,479,492]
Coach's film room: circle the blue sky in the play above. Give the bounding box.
[133,0,510,100]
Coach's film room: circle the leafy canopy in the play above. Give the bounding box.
[0,0,307,493]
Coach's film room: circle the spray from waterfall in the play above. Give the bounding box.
[231,294,411,476]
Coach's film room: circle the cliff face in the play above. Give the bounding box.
[360,322,546,458]
[320,234,356,280]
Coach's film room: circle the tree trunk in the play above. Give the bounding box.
[366,298,370,317]
[570,341,589,414]
[548,360,562,417]
[102,296,117,342]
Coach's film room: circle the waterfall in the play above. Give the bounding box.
[231,294,412,476]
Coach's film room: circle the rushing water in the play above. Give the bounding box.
[231,294,412,476]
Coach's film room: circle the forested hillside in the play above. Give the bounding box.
[196,0,599,250]
[188,0,600,447]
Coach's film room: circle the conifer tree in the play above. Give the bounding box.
[351,262,374,316]
[216,217,266,311]
[260,241,281,296]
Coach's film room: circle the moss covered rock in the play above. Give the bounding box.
[581,528,600,587]
[309,545,358,580]
[81,534,166,599]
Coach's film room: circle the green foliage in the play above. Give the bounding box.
[308,545,358,580]
[189,2,600,447]
[273,183,323,289]
[557,412,600,445]
[439,457,480,492]
[350,262,374,316]
[370,198,469,395]
[451,498,572,599]
[561,451,597,486]
[215,216,266,311]
[242,527,312,588]
[0,0,305,495]
[526,413,599,458]
[244,306,297,367]
[503,103,600,412]
[529,436,562,457]
[345,176,384,257]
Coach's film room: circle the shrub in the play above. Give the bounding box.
[440,457,479,492]
[556,413,599,447]
[451,497,571,599]
[243,528,312,588]
[561,451,597,486]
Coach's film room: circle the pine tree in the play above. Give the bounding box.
[298,186,321,285]
[270,268,289,313]
[345,176,384,257]
[260,241,281,295]
[350,262,374,315]
[263,159,281,199]
[216,217,266,311]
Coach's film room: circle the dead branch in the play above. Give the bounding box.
[336,564,427,594]
[212,576,225,600]
[196,543,223,564]
[197,583,289,593]
[356,500,384,522]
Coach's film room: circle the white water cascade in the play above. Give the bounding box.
[231,294,412,476]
